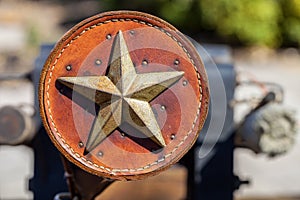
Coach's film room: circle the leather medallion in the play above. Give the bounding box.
[39,11,209,180]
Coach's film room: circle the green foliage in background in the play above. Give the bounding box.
[199,0,282,47]
[281,0,300,46]
[101,0,300,48]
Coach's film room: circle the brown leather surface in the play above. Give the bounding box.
[39,11,209,180]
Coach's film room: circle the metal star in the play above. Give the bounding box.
[58,30,184,154]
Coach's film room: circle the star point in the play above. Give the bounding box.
[58,30,184,154]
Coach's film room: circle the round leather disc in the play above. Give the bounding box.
[39,11,209,180]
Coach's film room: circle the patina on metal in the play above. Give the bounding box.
[58,30,184,154]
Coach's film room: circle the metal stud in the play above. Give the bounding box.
[66,65,72,71]
[78,142,84,148]
[130,30,135,35]
[171,134,176,140]
[160,105,166,111]
[98,151,103,157]
[183,80,188,86]
[120,132,126,138]
[174,59,180,65]
[106,34,112,40]
[142,59,148,66]
[95,59,102,66]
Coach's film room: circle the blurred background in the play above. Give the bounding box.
[0,0,299,199]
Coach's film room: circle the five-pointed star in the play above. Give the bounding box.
[58,30,184,154]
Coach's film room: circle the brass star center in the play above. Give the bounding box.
[58,30,184,154]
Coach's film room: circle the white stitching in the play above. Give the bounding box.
[45,18,203,174]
